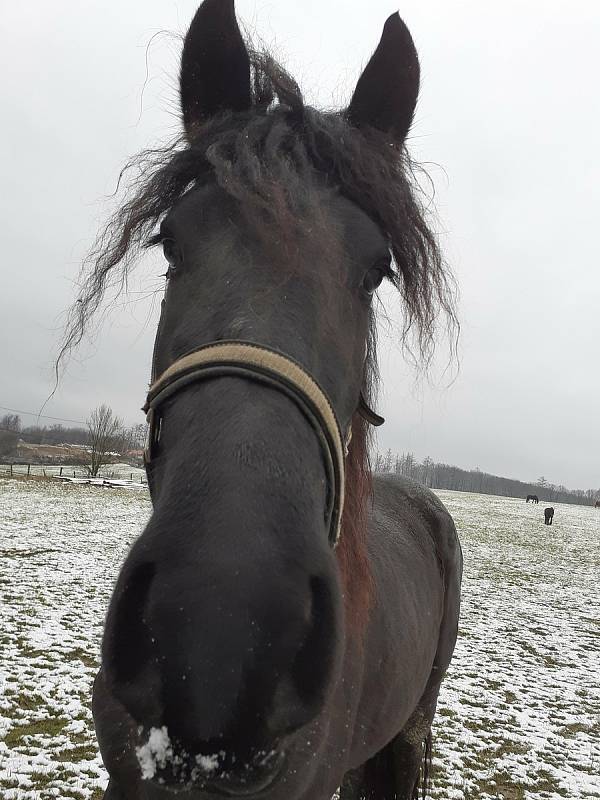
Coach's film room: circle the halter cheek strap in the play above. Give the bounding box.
[143,341,384,548]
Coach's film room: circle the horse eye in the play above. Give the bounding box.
[362,264,388,295]
[162,238,179,267]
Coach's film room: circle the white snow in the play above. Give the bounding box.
[134,724,221,783]
[135,726,173,780]
[195,752,220,773]
[429,491,600,799]
[0,477,151,799]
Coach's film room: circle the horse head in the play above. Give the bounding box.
[84,0,455,795]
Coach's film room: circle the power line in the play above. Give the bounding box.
[0,405,86,426]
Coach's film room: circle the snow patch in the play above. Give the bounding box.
[195,752,219,773]
[136,726,173,780]
[135,726,222,782]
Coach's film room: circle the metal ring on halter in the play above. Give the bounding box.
[142,341,349,547]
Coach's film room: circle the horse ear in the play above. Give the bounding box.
[347,13,420,143]
[180,0,252,139]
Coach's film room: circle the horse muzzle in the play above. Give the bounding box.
[135,727,286,796]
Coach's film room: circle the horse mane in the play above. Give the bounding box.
[58,46,457,629]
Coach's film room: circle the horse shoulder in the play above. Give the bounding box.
[370,474,463,675]
[371,475,461,570]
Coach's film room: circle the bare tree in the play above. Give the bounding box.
[0,430,19,458]
[403,452,416,479]
[86,404,123,477]
[0,414,21,459]
[122,422,147,452]
[1,413,21,432]
[381,448,394,472]
[421,456,434,487]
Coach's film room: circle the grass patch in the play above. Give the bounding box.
[487,776,527,800]
[19,645,52,660]
[0,547,58,559]
[542,652,562,668]
[494,739,530,757]
[30,770,55,786]
[558,721,592,738]
[55,743,97,762]
[519,641,538,658]
[5,691,44,713]
[4,715,69,747]
[533,770,568,796]
[463,771,529,800]
[458,696,487,709]
[67,647,98,669]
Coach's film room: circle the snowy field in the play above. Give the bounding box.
[0,463,147,482]
[0,477,598,800]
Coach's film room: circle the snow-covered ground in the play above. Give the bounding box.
[0,478,598,799]
[0,478,150,800]
[430,491,600,799]
[1,463,147,482]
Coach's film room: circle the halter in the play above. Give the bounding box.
[142,340,383,548]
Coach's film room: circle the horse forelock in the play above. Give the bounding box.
[58,44,456,377]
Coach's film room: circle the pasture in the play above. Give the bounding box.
[0,477,598,800]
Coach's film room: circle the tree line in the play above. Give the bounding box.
[0,409,147,477]
[3,409,597,502]
[374,449,599,507]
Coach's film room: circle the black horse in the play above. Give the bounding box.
[64,2,462,798]
[544,507,555,525]
[526,494,539,504]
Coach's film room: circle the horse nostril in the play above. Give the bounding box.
[265,575,337,738]
[105,561,156,685]
[292,576,337,706]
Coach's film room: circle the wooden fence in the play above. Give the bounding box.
[1,463,147,484]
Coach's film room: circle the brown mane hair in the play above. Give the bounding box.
[338,412,375,629]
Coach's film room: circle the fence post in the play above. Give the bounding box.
[10,464,13,476]
[59,467,63,476]
[27,464,31,476]
[43,468,46,477]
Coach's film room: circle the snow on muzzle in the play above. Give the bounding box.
[135,725,286,794]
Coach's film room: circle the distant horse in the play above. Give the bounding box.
[64,2,463,798]
[544,507,555,525]
[526,494,539,504]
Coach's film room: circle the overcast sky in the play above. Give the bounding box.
[2,1,599,489]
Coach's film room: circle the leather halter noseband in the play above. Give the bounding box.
[142,340,383,548]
